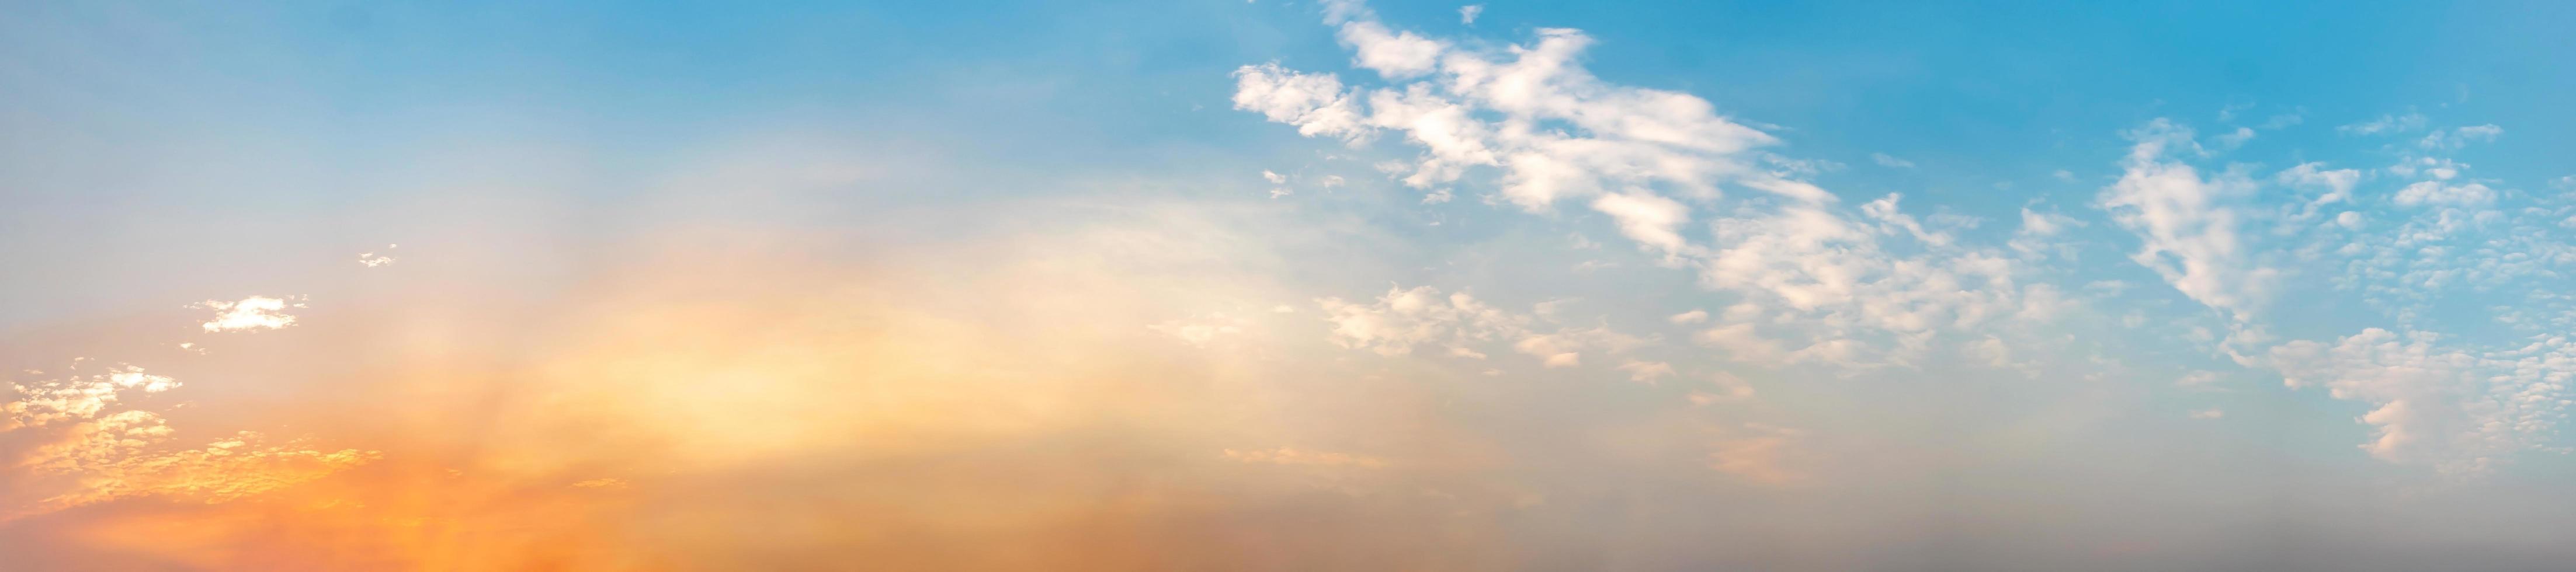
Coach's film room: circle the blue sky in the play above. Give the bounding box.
[6,1,2576,569]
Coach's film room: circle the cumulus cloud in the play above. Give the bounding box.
[1458,4,1483,25]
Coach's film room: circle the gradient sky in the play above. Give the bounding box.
[6,1,2576,570]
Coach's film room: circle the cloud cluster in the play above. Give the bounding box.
[1247,2,2065,373]
[2271,329,2574,475]
[1316,285,1649,368]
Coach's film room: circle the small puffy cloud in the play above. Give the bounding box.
[1261,170,1287,184]
[1667,309,1708,325]
[1338,20,1445,78]
[1458,4,1483,25]
[197,295,306,333]
[1870,153,1915,169]
[357,244,398,267]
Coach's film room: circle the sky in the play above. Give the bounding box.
[5,1,2576,570]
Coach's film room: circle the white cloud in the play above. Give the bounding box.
[1589,190,1692,256]
[2096,119,2272,319]
[2276,162,2360,222]
[1339,20,1445,78]
[1231,63,1372,144]
[196,295,305,333]
[2009,207,2084,260]
[1870,152,1915,169]
[357,243,398,267]
[1458,4,1483,25]
[1667,309,1708,325]
[2391,181,2496,208]
[1262,170,1287,183]
[1318,285,1525,357]
[1235,9,1792,218]
[2269,329,2575,475]
[4,364,179,430]
[2418,124,2502,149]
